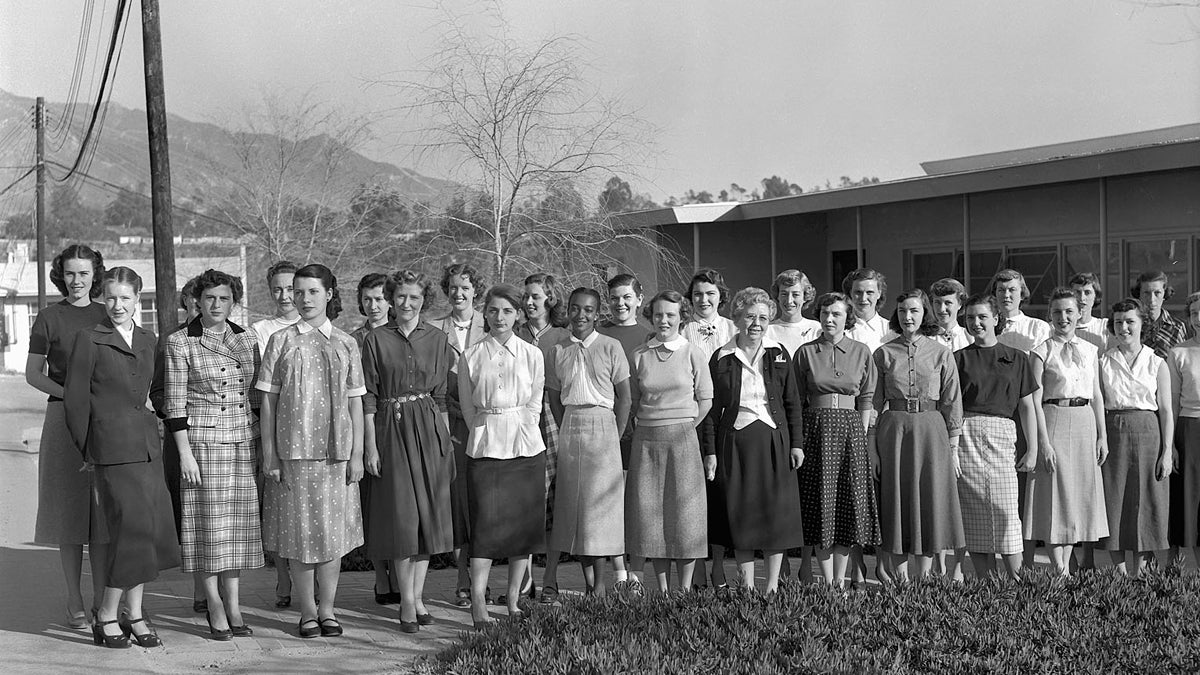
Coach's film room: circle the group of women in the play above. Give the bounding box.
[27,241,1200,647]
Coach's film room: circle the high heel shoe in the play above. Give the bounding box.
[205,611,233,642]
[120,616,162,648]
[91,611,130,649]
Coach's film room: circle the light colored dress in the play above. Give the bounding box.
[767,318,822,356]
[998,312,1051,354]
[683,315,737,361]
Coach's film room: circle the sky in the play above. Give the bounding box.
[1,0,1198,203]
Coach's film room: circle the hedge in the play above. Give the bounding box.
[412,568,1200,674]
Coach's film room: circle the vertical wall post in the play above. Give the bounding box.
[855,207,863,268]
[962,194,971,295]
[1098,178,1108,311]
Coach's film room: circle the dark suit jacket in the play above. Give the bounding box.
[63,319,161,465]
[702,343,804,457]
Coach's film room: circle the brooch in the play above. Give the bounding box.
[697,324,716,337]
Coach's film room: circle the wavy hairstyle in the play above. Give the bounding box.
[355,272,389,316]
[1132,270,1175,300]
[929,277,967,306]
[687,268,731,313]
[1107,298,1149,334]
[642,289,693,327]
[293,264,342,320]
[1068,272,1103,303]
[985,268,1030,302]
[841,268,888,311]
[482,283,524,332]
[962,292,1003,336]
[523,272,569,328]
[771,269,816,310]
[888,289,940,336]
[385,270,437,311]
[606,273,643,296]
[192,268,244,305]
[440,263,486,303]
[265,260,297,285]
[730,287,777,321]
[814,291,857,331]
[50,244,106,298]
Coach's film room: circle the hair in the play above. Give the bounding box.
[440,263,486,301]
[101,266,143,294]
[1068,272,1103,303]
[192,269,244,305]
[483,283,524,329]
[929,277,967,306]
[687,268,731,313]
[770,269,816,310]
[606,273,643,296]
[1185,291,1200,316]
[840,268,888,310]
[962,292,1003,336]
[985,268,1030,302]
[569,286,602,308]
[180,276,199,310]
[888,289,940,336]
[293,264,342,320]
[50,244,106,298]
[730,287,777,321]
[523,272,569,327]
[1108,297,1149,334]
[1132,270,1175,300]
[385,270,437,311]
[642,289,693,326]
[265,260,297,285]
[355,272,389,316]
[814,291,857,331]
[1047,286,1082,311]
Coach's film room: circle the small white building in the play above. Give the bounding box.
[0,243,249,371]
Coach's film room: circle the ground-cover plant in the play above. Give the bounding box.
[412,568,1200,674]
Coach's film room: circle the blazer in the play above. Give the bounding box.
[162,317,262,444]
[63,319,161,465]
[702,343,804,457]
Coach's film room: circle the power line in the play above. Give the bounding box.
[0,167,35,198]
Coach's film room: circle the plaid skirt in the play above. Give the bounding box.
[540,397,560,531]
[957,415,1022,555]
[180,441,265,573]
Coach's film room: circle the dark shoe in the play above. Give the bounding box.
[275,595,292,609]
[298,618,320,639]
[399,620,419,634]
[387,591,403,604]
[91,613,130,649]
[193,598,208,613]
[496,578,536,605]
[230,624,253,637]
[375,586,399,605]
[120,616,162,648]
[205,611,233,642]
[538,586,559,605]
[455,587,471,607]
[416,613,434,626]
[319,617,343,637]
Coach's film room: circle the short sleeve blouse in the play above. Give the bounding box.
[1032,337,1097,400]
[1099,347,1164,411]
[28,300,108,398]
[955,343,1038,417]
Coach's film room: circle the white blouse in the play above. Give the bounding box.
[716,338,778,431]
[1032,337,1097,400]
[683,315,737,362]
[933,325,971,352]
[998,312,1052,354]
[766,318,821,356]
[1170,338,1200,418]
[1099,346,1164,411]
[459,334,546,459]
[1076,316,1109,352]
[846,314,897,353]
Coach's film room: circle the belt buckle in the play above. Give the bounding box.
[1056,399,1070,408]
[905,399,920,413]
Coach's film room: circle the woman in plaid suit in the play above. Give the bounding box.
[164,269,264,640]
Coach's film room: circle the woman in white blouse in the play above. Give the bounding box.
[458,284,546,626]
[1099,298,1175,577]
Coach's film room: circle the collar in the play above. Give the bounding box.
[1152,309,1178,326]
[296,318,333,337]
[186,316,246,337]
[485,333,520,356]
[1005,312,1027,324]
[717,336,780,360]
[900,333,926,346]
[815,334,848,352]
[647,334,687,351]
[390,320,428,336]
[569,330,599,348]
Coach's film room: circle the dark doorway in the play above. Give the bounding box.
[830,249,863,290]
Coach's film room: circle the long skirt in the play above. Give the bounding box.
[34,402,100,546]
[626,422,707,559]
[877,410,965,555]
[539,398,560,532]
[94,459,180,588]
[262,459,363,564]
[366,398,454,559]
[956,415,1023,555]
[1022,405,1108,543]
[548,407,624,556]
[709,421,804,551]
[180,441,264,573]
[1102,410,1169,551]
[1169,417,1200,547]
[468,454,546,559]
[798,408,879,549]
[449,410,472,547]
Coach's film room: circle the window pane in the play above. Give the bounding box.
[967,249,1003,295]
[1127,239,1190,306]
[910,251,954,295]
[1064,243,1100,281]
[140,298,157,334]
[1006,246,1058,305]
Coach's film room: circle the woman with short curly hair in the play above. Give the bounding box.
[767,269,820,355]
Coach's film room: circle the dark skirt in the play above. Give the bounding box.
[449,411,472,548]
[876,410,965,555]
[366,397,455,559]
[1169,417,1200,547]
[34,402,101,546]
[468,454,546,559]
[709,420,804,551]
[798,408,879,549]
[94,459,180,588]
[1101,410,1168,552]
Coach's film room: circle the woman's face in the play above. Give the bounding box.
[104,281,139,328]
[486,297,521,336]
[361,285,390,326]
[735,302,771,344]
[568,292,600,338]
[608,284,643,325]
[293,276,331,323]
[819,300,849,339]
[392,283,425,324]
[1048,298,1079,338]
[896,297,925,337]
[776,282,807,323]
[932,294,961,329]
[691,281,720,320]
[650,299,682,341]
[447,274,476,312]
[964,302,997,342]
[849,279,880,319]
[63,257,95,303]
[199,284,235,326]
[1111,309,1143,347]
[269,272,296,316]
[1073,283,1097,316]
[994,279,1024,316]
[523,283,549,322]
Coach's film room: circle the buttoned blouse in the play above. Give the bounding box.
[361,322,453,416]
[459,334,545,459]
[1099,346,1164,411]
[1076,316,1109,352]
[873,334,963,434]
[715,338,779,430]
[793,335,877,411]
[1032,337,1097,400]
[546,331,630,409]
[683,315,737,361]
[767,318,822,357]
[163,318,262,444]
[933,325,971,352]
[255,319,367,461]
[998,312,1051,354]
[955,343,1038,418]
[846,313,898,353]
[1170,338,1200,418]
[1143,309,1193,361]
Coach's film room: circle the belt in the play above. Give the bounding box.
[887,398,939,413]
[383,393,430,404]
[479,406,524,415]
[809,393,857,410]
[1044,397,1090,407]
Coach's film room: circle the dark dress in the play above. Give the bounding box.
[361,322,456,558]
[63,319,179,588]
[515,323,569,530]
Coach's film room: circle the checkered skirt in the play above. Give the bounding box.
[180,441,265,573]
[957,415,1023,555]
[540,398,560,531]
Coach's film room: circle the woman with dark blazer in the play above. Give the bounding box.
[64,267,180,648]
[703,287,805,594]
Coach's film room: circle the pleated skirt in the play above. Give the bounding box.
[34,402,100,546]
[94,460,180,587]
[1101,410,1168,552]
[626,422,708,559]
[1169,417,1200,547]
[956,415,1023,555]
[797,408,879,549]
[365,398,454,559]
[263,459,364,564]
[549,406,625,556]
[468,454,546,559]
[180,441,264,573]
[876,410,965,555]
[1022,405,1108,543]
[709,421,804,551]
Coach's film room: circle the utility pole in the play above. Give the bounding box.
[141,0,177,336]
[35,97,46,309]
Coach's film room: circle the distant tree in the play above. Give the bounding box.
[349,183,411,237]
[760,175,803,200]
[103,184,152,232]
[47,186,99,240]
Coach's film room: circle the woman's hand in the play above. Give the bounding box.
[364,443,381,477]
[1157,448,1174,481]
[266,463,283,485]
[347,456,364,484]
[1096,437,1108,466]
[789,447,804,470]
[703,455,717,481]
[1038,444,1057,473]
[951,450,962,479]
[179,452,202,487]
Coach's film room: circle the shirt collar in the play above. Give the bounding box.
[570,330,599,348]
[648,334,687,351]
[296,318,333,337]
[717,336,780,361]
[816,334,848,352]
[485,333,520,356]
